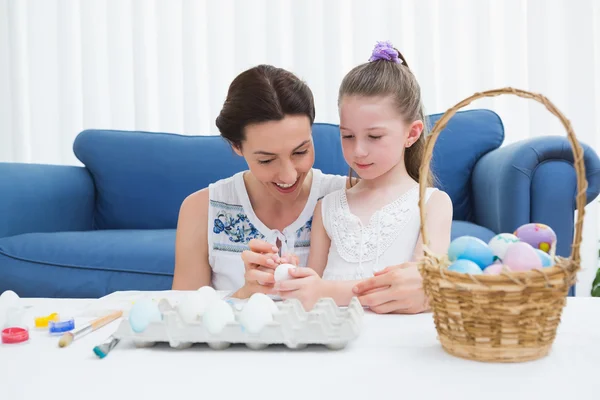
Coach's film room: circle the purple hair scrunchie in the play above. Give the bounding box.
[368,41,402,64]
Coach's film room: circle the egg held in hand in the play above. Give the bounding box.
[274,263,295,282]
[447,236,495,269]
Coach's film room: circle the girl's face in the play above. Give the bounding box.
[339,95,422,180]
[234,115,315,204]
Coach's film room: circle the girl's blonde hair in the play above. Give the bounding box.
[339,42,433,187]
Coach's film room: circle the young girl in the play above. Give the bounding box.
[274,41,453,313]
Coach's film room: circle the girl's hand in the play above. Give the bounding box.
[352,262,429,314]
[234,239,280,298]
[275,267,324,311]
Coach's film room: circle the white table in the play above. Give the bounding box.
[1,295,598,400]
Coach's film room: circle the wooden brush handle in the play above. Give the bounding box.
[91,310,123,330]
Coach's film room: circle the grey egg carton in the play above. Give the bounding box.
[112,297,364,350]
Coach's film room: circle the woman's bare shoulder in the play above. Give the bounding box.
[179,188,209,220]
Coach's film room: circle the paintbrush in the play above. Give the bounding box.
[93,335,120,359]
[58,310,123,348]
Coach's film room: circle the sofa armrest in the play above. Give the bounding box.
[0,163,95,238]
[471,136,600,258]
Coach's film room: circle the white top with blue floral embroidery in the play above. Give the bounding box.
[207,168,347,291]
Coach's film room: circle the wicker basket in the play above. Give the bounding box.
[417,88,587,363]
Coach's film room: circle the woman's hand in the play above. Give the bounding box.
[352,262,429,314]
[275,267,324,311]
[233,239,280,298]
[280,253,300,266]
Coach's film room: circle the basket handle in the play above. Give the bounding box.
[418,87,588,263]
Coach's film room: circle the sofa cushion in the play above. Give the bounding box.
[427,109,504,222]
[73,110,503,230]
[73,123,349,230]
[73,131,247,230]
[450,220,496,243]
[0,230,175,298]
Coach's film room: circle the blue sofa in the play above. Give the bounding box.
[1,109,599,298]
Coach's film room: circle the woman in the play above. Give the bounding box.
[171,64,445,314]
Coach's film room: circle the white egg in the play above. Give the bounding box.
[197,285,219,302]
[0,291,20,329]
[178,288,220,323]
[202,300,235,335]
[0,290,19,308]
[239,300,275,334]
[247,293,278,314]
[488,233,520,261]
[274,263,295,282]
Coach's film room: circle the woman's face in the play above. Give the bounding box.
[234,115,315,204]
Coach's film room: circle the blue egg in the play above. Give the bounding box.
[448,259,483,275]
[535,249,554,268]
[448,236,495,270]
[129,298,162,333]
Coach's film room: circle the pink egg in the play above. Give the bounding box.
[502,242,543,272]
[483,263,503,275]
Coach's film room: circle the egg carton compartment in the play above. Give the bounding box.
[112,297,364,350]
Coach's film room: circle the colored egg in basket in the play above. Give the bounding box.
[447,236,495,269]
[487,233,520,261]
[514,223,557,255]
[482,261,509,275]
[535,248,554,267]
[448,259,482,274]
[446,224,557,275]
[501,241,543,271]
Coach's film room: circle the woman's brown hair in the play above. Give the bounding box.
[216,65,315,149]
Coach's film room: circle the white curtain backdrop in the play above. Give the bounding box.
[1,0,599,295]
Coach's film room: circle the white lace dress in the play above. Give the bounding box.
[321,185,438,280]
